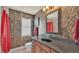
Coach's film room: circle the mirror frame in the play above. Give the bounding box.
[46,8,61,35]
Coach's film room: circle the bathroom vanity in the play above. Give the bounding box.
[32,7,79,53]
[32,35,79,53]
[32,39,57,53]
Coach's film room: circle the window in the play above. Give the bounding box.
[21,17,31,37]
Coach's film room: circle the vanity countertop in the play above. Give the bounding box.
[32,36,79,53]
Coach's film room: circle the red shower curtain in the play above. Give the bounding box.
[1,10,11,53]
[47,22,53,32]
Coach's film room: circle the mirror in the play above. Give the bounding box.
[46,8,61,34]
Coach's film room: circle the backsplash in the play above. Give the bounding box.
[61,6,79,39]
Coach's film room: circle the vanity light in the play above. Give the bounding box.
[42,6,60,14]
[42,6,54,12]
[46,6,49,10]
[42,6,46,12]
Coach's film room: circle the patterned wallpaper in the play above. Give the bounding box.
[9,9,33,48]
[61,6,79,39]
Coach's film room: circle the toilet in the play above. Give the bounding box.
[25,42,32,52]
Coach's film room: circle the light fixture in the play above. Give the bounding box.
[42,6,46,12]
[42,6,54,12]
[46,6,49,10]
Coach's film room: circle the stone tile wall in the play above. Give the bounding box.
[61,6,79,39]
[9,9,33,48]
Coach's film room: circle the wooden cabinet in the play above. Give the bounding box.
[32,40,47,53]
[35,41,50,53]
[32,40,57,53]
[51,49,56,53]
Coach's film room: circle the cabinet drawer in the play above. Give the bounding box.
[35,41,50,52]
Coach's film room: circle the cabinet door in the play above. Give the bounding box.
[32,41,36,53]
[35,45,41,53]
[36,41,50,53]
[35,45,47,53]
[32,40,51,53]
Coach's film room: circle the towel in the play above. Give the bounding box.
[73,19,79,44]
[1,10,11,53]
[34,27,38,36]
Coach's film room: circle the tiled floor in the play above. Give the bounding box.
[9,46,32,53]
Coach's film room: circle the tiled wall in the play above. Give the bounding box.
[9,9,33,48]
[61,6,79,39]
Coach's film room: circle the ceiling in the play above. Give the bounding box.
[7,6,42,15]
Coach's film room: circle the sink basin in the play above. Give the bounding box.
[41,38,52,42]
